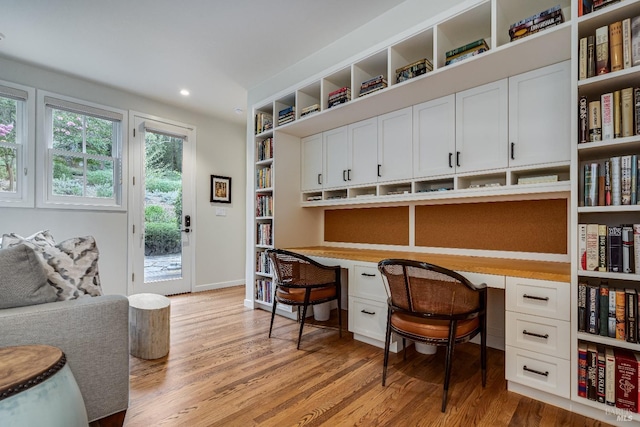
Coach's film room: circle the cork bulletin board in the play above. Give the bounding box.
[414,199,567,254]
[324,206,410,245]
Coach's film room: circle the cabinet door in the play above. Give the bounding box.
[413,95,456,179]
[300,133,323,191]
[377,107,413,182]
[455,80,508,174]
[508,61,571,167]
[348,117,378,186]
[323,126,349,189]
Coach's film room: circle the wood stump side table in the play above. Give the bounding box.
[128,293,171,359]
[0,344,89,427]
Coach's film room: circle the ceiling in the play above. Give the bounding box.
[0,0,407,125]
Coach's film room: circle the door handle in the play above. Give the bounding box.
[456,151,461,167]
[181,228,190,233]
[347,169,351,181]
[449,152,453,168]
[377,164,382,177]
[511,142,515,160]
[318,174,322,185]
[343,170,347,181]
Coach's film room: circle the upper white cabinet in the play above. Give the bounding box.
[377,107,413,182]
[413,94,456,179]
[300,133,323,192]
[508,60,571,168]
[455,79,509,174]
[322,126,349,189]
[347,117,378,186]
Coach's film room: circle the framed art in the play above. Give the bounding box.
[210,175,231,203]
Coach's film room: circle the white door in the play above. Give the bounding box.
[323,126,349,188]
[413,94,456,178]
[348,117,378,186]
[455,79,508,174]
[300,133,323,191]
[508,60,571,167]
[129,114,195,296]
[377,107,413,182]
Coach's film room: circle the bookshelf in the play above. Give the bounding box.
[573,0,640,421]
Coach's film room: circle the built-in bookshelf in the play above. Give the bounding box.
[253,132,274,307]
[573,0,640,421]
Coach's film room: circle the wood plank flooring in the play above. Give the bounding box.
[124,287,611,427]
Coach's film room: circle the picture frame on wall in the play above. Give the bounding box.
[210,175,231,203]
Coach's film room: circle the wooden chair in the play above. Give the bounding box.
[266,249,342,349]
[378,259,487,412]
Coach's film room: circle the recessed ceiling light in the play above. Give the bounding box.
[0,33,5,42]
[234,107,244,114]
[180,89,190,96]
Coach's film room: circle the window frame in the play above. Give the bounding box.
[0,80,35,208]
[36,90,127,211]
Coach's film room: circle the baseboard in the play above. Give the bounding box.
[194,279,243,292]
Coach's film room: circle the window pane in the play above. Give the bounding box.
[87,158,114,198]
[0,146,17,193]
[86,116,113,156]
[53,110,83,152]
[52,154,84,196]
[0,97,17,145]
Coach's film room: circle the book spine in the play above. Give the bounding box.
[600,285,610,336]
[599,162,606,206]
[622,155,632,205]
[623,18,632,69]
[596,25,610,75]
[611,157,621,205]
[609,289,617,337]
[614,90,622,138]
[605,160,612,206]
[588,344,598,400]
[579,281,587,331]
[621,87,634,137]
[579,37,588,80]
[579,224,587,270]
[584,163,599,206]
[623,225,635,274]
[588,284,600,334]
[634,224,640,273]
[444,47,487,65]
[601,92,614,140]
[609,21,623,72]
[579,342,588,397]
[579,96,589,143]
[509,5,561,29]
[635,87,640,136]
[589,100,602,141]
[633,154,638,205]
[609,225,623,273]
[616,287,626,339]
[597,346,606,403]
[587,35,596,78]
[626,288,638,343]
[632,16,640,66]
[587,223,600,271]
[598,224,608,271]
[615,349,638,411]
[606,347,616,405]
[445,39,487,58]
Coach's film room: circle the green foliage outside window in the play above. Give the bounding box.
[0,97,17,193]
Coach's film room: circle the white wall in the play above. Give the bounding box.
[0,56,246,295]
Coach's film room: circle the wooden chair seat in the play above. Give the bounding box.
[391,313,480,340]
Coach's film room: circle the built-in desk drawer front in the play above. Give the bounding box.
[506,277,570,321]
[349,297,387,341]
[352,265,387,302]
[505,311,570,359]
[505,346,570,398]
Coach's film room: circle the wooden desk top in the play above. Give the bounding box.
[287,246,571,283]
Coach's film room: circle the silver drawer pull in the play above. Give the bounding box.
[522,330,549,339]
[361,273,376,277]
[523,365,549,377]
[361,309,375,315]
[522,294,549,301]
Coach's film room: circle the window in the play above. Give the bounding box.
[38,91,126,209]
[0,80,35,207]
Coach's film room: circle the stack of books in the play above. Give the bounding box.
[254,112,273,134]
[277,106,295,126]
[578,223,639,273]
[358,75,387,97]
[395,58,432,83]
[508,5,564,42]
[300,103,320,118]
[444,38,489,66]
[328,87,351,108]
[580,0,622,17]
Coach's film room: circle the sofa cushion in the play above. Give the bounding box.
[2,232,103,300]
[0,244,57,309]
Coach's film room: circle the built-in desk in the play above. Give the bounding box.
[286,246,572,401]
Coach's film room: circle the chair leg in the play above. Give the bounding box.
[442,321,457,412]
[382,308,393,386]
[268,298,278,338]
[297,290,312,349]
[337,294,343,338]
[481,314,487,387]
[403,338,407,360]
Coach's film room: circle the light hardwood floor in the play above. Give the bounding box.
[124,286,611,427]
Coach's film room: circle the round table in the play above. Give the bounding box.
[129,293,171,359]
[0,344,88,427]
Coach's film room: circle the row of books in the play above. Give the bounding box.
[256,251,271,276]
[278,106,295,126]
[255,279,273,303]
[444,38,488,66]
[395,58,432,84]
[255,194,273,217]
[579,0,623,17]
[358,74,387,97]
[256,137,273,162]
[254,112,273,135]
[582,155,639,207]
[509,5,565,42]
[578,17,640,80]
[579,88,640,143]
[328,86,351,109]
[578,341,640,412]
[578,224,639,273]
[300,103,320,118]
[578,283,639,340]
[256,166,271,189]
[256,223,272,246]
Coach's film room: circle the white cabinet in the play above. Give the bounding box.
[347,117,378,186]
[413,94,456,179]
[455,79,508,174]
[300,133,323,191]
[323,126,349,189]
[377,107,413,182]
[508,60,571,168]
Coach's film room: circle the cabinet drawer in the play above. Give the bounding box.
[349,297,387,342]
[351,265,387,301]
[506,277,570,321]
[458,271,505,289]
[505,346,570,398]
[505,311,570,359]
